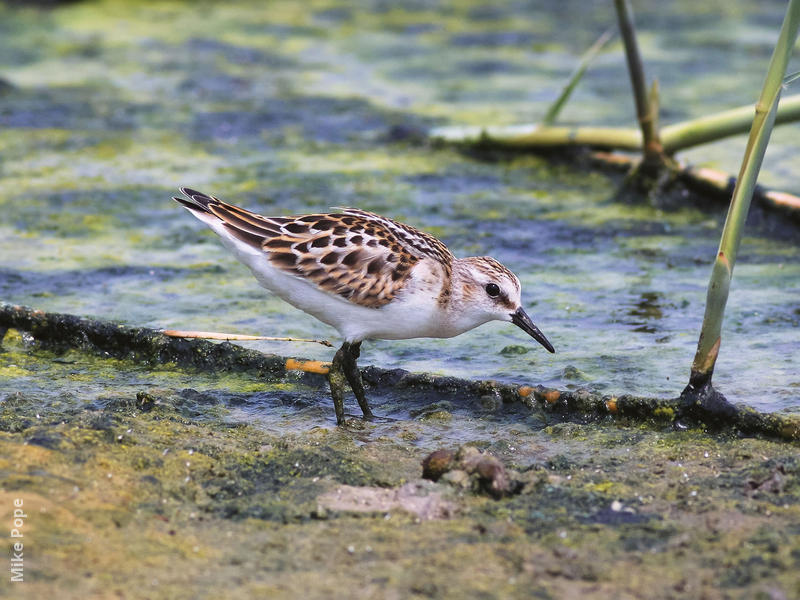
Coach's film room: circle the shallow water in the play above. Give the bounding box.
[0,0,798,415]
[2,4,800,599]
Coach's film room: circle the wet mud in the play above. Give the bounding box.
[2,309,800,599]
[1,1,798,597]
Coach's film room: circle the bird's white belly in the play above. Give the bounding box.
[255,266,449,341]
[341,293,454,341]
[211,222,462,342]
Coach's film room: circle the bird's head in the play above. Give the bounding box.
[456,256,555,353]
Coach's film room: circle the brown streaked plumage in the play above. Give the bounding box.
[175,188,452,309]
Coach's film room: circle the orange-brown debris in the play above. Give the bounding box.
[285,359,331,375]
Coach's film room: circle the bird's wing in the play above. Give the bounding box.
[174,188,453,308]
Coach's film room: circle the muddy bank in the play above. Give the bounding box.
[1,310,799,598]
[3,303,799,443]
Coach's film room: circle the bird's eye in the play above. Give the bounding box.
[485,283,500,298]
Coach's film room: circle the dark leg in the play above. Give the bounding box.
[340,341,374,420]
[327,341,374,424]
[328,344,348,425]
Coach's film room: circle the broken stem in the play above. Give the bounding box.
[662,94,800,153]
[162,329,333,347]
[613,0,661,163]
[429,95,800,154]
[430,123,643,149]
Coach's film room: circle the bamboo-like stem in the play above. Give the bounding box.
[431,123,643,149]
[589,150,800,215]
[662,94,800,153]
[162,329,333,347]
[688,0,800,392]
[541,28,614,126]
[648,79,660,139]
[785,69,800,84]
[430,95,800,153]
[614,0,662,163]
[681,165,800,214]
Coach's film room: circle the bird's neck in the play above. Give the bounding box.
[448,259,477,309]
[439,259,488,335]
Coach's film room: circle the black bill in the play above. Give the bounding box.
[510,307,555,353]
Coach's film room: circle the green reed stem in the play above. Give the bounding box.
[542,28,614,126]
[430,123,642,149]
[689,0,800,386]
[662,94,800,154]
[430,95,800,154]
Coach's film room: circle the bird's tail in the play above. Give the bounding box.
[173,187,217,213]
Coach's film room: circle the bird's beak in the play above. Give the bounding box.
[510,307,555,353]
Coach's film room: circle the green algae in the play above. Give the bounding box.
[2,369,800,599]
[1,303,799,598]
[1,0,797,413]
[0,0,799,597]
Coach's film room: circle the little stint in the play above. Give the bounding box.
[174,187,555,424]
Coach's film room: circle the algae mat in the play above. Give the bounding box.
[0,0,798,411]
[2,309,800,599]
[1,0,799,598]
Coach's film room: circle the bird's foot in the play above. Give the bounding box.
[328,341,374,425]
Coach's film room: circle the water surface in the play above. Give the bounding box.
[0,0,798,413]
